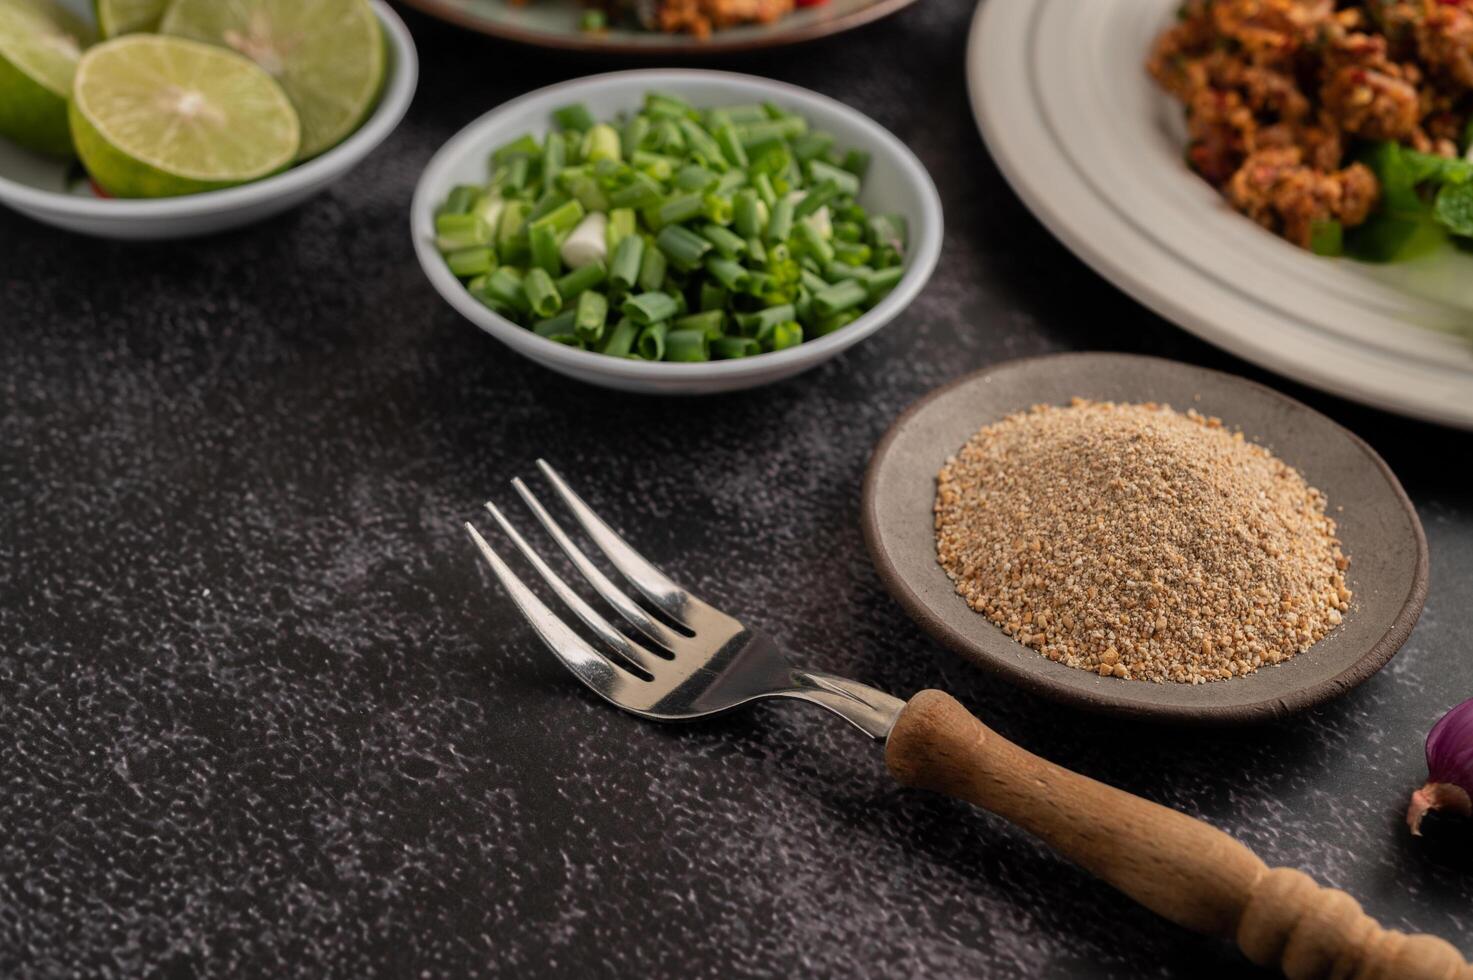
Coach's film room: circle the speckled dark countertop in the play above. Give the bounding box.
[2,1,1471,976]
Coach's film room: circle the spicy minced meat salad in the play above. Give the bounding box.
[1148,0,1473,253]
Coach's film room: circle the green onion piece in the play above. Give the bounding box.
[704,256,749,291]
[652,118,685,152]
[832,240,872,266]
[622,291,680,325]
[712,103,768,125]
[865,265,904,300]
[608,173,663,209]
[556,261,607,300]
[645,91,695,120]
[737,117,807,146]
[733,190,767,238]
[442,184,480,215]
[655,225,712,269]
[812,309,860,337]
[675,164,719,192]
[637,242,667,292]
[702,193,734,225]
[699,281,727,311]
[435,212,490,251]
[656,193,705,227]
[665,329,710,362]
[714,167,747,195]
[799,267,828,294]
[868,213,908,255]
[752,172,777,208]
[574,290,609,340]
[795,221,835,267]
[794,180,839,218]
[735,303,795,336]
[600,317,639,357]
[606,207,637,251]
[677,118,726,169]
[630,149,678,181]
[674,309,725,339]
[812,277,866,317]
[582,123,622,163]
[824,260,874,283]
[610,234,645,291]
[523,268,562,318]
[714,123,749,168]
[526,189,569,222]
[790,132,834,163]
[746,236,767,265]
[447,246,495,278]
[501,155,531,193]
[712,336,761,359]
[543,132,566,187]
[840,148,871,179]
[622,116,651,158]
[528,198,585,235]
[636,320,671,360]
[699,223,746,259]
[533,310,577,337]
[553,103,596,133]
[807,160,860,197]
[530,225,562,276]
[492,133,540,165]
[481,267,529,314]
[760,319,803,352]
[496,200,530,252]
[766,196,794,243]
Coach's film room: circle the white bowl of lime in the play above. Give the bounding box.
[0,0,417,240]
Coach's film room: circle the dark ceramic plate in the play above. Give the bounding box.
[396,0,918,54]
[861,353,1429,725]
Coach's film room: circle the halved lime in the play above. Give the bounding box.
[69,35,301,198]
[94,0,165,37]
[161,0,385,161]
[0,0,94,156]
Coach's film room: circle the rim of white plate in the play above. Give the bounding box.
[410,69,943,383]
[968,0,1473,429]
[0,1,419,219]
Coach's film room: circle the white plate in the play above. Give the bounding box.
[967,0,1473,429]
[0,0,418,240]
[411,70,943,395]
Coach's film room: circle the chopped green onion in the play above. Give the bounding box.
[636,321,670,360]
[582,124,622,163]
[529,198,585,235]
[865,265,904,300]
[481,267,529,314]
[556,261,606,300]
[795,221,835,267]
[699,223,746,258]
[442,185,480,215]
[734,190,767,238]
[530,225,561,275]
[637,241,667,292]
[601,317,639,357]
[447,247,495,278]
[674,310,725,339]
[553,103,596,132]
[812,278,866,317]
[735,304,795,336]
[656,193,705,227]
[766,197,794,243]
[655,224,712,269]
[665,329,710,362]
[610,234,645,291]
[807,160,860,197]
[574,291,608,340]
[704,255,749,291]
[622,291,680,325]
[534,310,577,338]
[760,319,803,352]
[435,212,490,252]
[713,336,761,359]
[606,207,637,250]
[523,268,562,318]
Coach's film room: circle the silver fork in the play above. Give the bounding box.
[465,462,1473,980]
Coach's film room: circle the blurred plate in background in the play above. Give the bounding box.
[397,0,917,53]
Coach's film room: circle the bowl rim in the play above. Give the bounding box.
[409,68,943,381]
[0,0,419,218]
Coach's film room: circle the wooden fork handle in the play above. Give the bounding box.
[885,690,1472,980]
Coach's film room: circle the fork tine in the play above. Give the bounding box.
[483,500,664,676]
[464,522,642,706]
[512,477,687,651]
[535,459,705,622]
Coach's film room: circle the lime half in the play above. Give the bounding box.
[94,0,166,37]
[70,35,301,198]
[0,0,94,156]
[161,0,385,161]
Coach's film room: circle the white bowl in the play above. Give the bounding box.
[411,70,943,394]
[0,0,418,240]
